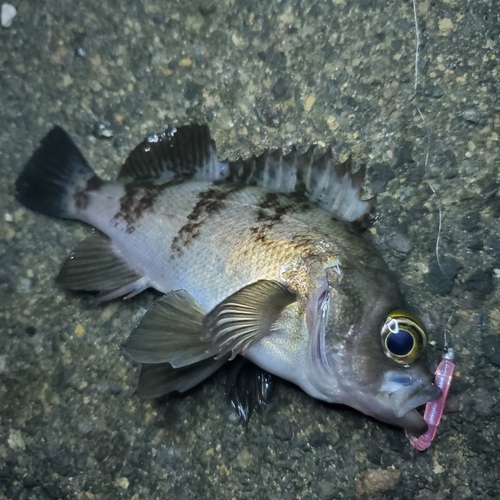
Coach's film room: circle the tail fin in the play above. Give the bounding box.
[15,126,97,219]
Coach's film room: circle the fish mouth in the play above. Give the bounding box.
[398,408,429,436]
[389,383,442,435]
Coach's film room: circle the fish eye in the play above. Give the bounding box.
[381,311,427,365]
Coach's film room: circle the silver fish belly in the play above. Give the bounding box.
[15,124,441,436]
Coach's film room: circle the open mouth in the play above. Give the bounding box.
[400,408,429,435]
[390,383,442,435]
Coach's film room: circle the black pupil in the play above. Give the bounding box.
[387,328,414,356]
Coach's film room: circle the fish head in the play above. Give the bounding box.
[306,259,441,435]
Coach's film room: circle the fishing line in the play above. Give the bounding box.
[411,0,449,280]
[443,308,455,351]
[406,1,456,451]
[412,0,420,90]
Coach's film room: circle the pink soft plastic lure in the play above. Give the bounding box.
[406,348,455,451]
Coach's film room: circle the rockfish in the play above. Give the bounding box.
[15,124,441,434]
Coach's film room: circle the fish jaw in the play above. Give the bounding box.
[366,370,442,434]
[303,341,442,433]
[339,385,441,435]
[305,343,442,433]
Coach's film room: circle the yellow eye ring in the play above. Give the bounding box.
[381,311,427,365]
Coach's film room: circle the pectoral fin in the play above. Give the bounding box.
[203,280,296,360]
[123,290,210,367]
[124,280,295,397]
[56,232,148,301]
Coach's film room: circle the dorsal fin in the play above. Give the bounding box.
[118,124,372,222]
[117,124,228,182]
[225,146,372,222]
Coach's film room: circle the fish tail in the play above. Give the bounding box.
[15,126,99,219]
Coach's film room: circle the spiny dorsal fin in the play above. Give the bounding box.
[117,124,227,182]
[118,123,372,221]
[225,146,372,222]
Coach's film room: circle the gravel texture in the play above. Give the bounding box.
[1,0,499,499]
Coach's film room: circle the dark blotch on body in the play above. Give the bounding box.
[249,192,301,245]
[115,180,178,233]
[171,185,241,255]
[249,225,271,245]
[74,175,104,211]
[256,192,294,224]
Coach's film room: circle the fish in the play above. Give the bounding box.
[15,124,441,435]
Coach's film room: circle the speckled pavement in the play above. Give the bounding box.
[1,1,499,499]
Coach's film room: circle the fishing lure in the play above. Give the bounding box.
[406,347,455,450]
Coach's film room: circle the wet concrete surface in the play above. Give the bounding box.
[1,0,499,498]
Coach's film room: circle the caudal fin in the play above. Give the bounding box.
[15,126,97,219]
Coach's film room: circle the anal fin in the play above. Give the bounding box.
[56,232,148,301]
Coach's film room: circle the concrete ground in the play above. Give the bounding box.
[0,0,499,498]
